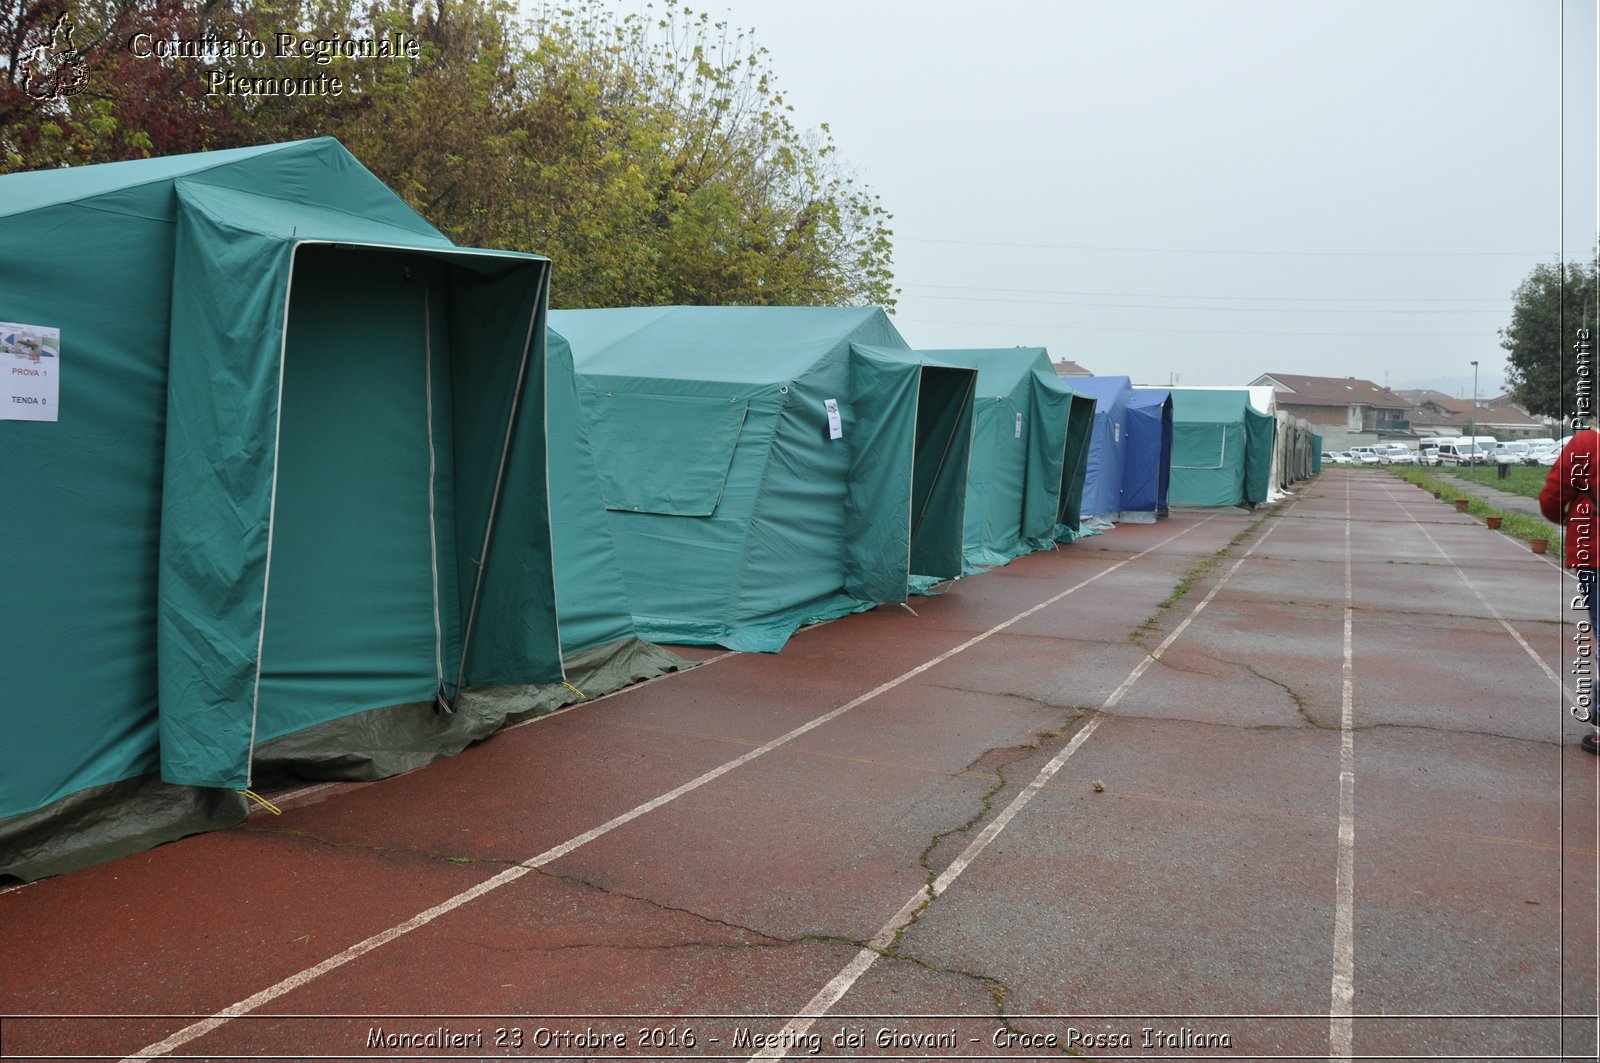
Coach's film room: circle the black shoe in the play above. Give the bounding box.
[1584,733,1600,755]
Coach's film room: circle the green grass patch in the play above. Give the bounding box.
[1451,463,1548,501]
[1388,467,1561,553]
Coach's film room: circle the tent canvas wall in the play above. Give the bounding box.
[1275,411,1315,487]
[1,140,569,878]
[546,329,681,667]
[1067,376,1134,524]
[1166,388,1276,506]
[555,306,976,653]
[873,348,1073,571]
[1124,388,1174,521]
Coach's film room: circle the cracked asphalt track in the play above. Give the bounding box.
[1,469,1595,1062]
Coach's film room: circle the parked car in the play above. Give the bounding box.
[1535,436,1569,466]
[1379,445,1416,466]
[1324,451,1353,464]
[1419,445,1440,466]
[1348,445,1383,465]
[1493,441,1532,465]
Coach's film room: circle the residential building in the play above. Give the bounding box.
[1251,373,1412,451]
[1396,389,1556,439]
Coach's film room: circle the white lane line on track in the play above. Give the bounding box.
[122,519,1218,1061]
[750,508,1293,1060]
[1381,483,1571,699]
[1329,478,1356,1061]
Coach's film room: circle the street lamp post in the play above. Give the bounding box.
[1469,360,1478,461]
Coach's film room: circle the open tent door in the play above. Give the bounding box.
[1057,392,1097,538]
[908,365,977,579]
[159,184,561,791]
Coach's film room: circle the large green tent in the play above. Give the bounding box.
[0,139,579,878]
[862,348,1074,571]
[553,306,977,652]
[1167,388,1276,506]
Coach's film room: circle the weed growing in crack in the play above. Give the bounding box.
[1130,510,1273,643]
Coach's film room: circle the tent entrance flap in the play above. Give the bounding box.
[909,365,976,578]
[255,247,465,738]
[1058,393,1097,532]
[156,239,564,790]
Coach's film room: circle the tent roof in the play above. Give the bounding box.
[0,138,442,244]
[1127,388,1171,411]
[175,180,451,250]
[915,348,1056,395]
[1066,375,1134,403]
[549,305,902,384]
[1,141,296,216]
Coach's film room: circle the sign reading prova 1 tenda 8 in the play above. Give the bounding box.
[1,322,60,421]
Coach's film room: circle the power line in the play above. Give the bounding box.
[896,236,1556,257]
[894,292,1507,315]
[898,282,1512,304]
[889,316,1494,338]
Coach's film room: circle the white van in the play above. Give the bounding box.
[1436,439,1489,466]
[1417,437,1454,466]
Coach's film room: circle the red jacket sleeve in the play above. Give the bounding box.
[1543,431,1597,568]
[1541,444,1573,524]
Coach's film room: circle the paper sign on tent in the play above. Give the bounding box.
[1,322,60,422]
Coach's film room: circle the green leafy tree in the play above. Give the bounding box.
[1501,255,1599,420]
[2,0,896,309]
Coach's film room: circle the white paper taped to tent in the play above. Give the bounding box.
[1,322,60,422]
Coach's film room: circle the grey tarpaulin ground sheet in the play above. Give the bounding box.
[0,640,693,882]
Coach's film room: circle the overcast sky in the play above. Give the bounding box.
[599,0,1598,397]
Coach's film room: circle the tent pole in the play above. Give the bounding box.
[422,284,452,716]
[446,291,541,712]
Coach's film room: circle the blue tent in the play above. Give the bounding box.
[1068,376,1132,524]
[1124,389,1174,521]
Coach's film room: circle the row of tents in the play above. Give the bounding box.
[0,138,1319,879]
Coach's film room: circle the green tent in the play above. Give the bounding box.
[863,348,1073,571]
[0,139,577,878]
[1167,388,1277,506]
[553,306,977,652]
